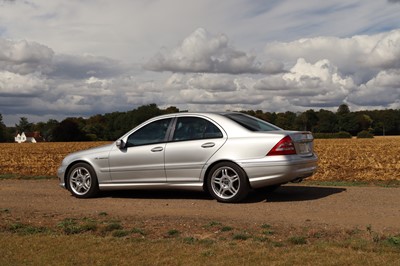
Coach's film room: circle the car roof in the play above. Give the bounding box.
[121,112,285,140]
[126,112,248,137]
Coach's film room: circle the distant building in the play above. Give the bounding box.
[15,132,45,143]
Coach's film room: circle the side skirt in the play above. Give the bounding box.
[99,182,204,191]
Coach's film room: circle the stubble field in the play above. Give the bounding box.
[0,137,399,182]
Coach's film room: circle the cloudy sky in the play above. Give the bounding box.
[1,0,400,126]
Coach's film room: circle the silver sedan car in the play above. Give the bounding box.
[58,112,318,203]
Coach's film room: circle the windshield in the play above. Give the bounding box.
[223,113,282,132]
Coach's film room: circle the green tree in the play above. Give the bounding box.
[164,106,180,114]
[0,114,7,142]
[295,109,318,131]
[34,119,59,141]
[133,104,163,125]
[370,109,400,136]
[337,104,350,116]
[315,109,338,133]
[52,118,88,142]
[15,117,33,133]
[337,104,358,134]
[357,114,373,131]
[84,115,107,140]
[275,111,296,130]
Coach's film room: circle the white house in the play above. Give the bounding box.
[15,132,44,143]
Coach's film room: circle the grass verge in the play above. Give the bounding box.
[304,180,400,188]
[0,233,399,265]
[0,217,399,265]
[0,174,56,180]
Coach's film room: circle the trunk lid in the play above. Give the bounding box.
[289,131,314,156]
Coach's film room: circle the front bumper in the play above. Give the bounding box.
[57,165,67,189]
[239,154,318,189]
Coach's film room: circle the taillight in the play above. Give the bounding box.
[267,136,296,156]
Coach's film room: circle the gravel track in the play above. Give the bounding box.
[1,179,399,232]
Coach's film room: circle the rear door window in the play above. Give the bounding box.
[224,113,281,131]
[173,117,223,141]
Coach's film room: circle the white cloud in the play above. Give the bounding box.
[348,69,400,106]
[366,30,400,69]
[0,71,48,96]
[51,54,127,79]
[145,28,283,74]
[188,74,237,92]
[1,1,400,125]
[264,29,400,83]
[254,58,355,107]
[0,38,54,74]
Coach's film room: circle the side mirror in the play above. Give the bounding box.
[116,139,126,149]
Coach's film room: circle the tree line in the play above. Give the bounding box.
[0,103,399,142]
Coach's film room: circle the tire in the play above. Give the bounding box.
[207,162,249,203]
[67,163,99,198]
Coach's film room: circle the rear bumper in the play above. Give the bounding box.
[239,154,318,189]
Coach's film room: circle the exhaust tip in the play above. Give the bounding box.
[291,178,303,183]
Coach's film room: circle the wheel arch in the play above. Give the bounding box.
[64,160,96,190]
[202,160,250,192]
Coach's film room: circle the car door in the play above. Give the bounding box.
[108,118,172,183]
[164,116,227,182]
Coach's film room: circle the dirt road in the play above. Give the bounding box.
[0,179,399,233]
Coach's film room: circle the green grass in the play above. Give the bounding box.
[167,229,180,237]
[262,229,274,235]
[183,237,197,244]
[131,228,146,236]
[232,233,250,240]
[221,226,233,232]
[0,174,17,179]
[205,221,222,228]
[1,217,399,265]
[288,236,307,245]
[56,218,99,235]
[1,233,399,265]
[112,230,130,238]
[304,180,400,188]
[0,174,56,180]
[261,223,272,229]
[386,236,400,247]
[8,222,50,235]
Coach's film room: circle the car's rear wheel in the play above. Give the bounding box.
[67,163,99,198]
[207,162,249,203]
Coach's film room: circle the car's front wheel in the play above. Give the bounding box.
[207,162,249,203]
[67,163,99,198]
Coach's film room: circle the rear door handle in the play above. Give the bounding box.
[201,142,215,148]
[151,147,163,152]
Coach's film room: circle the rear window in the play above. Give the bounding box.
[223,113,281,132]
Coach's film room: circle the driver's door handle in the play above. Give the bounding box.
[151,147,163,152]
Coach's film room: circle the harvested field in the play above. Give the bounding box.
[0,137,399,181]
[0,142,109,177]
[313,136,400,181]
